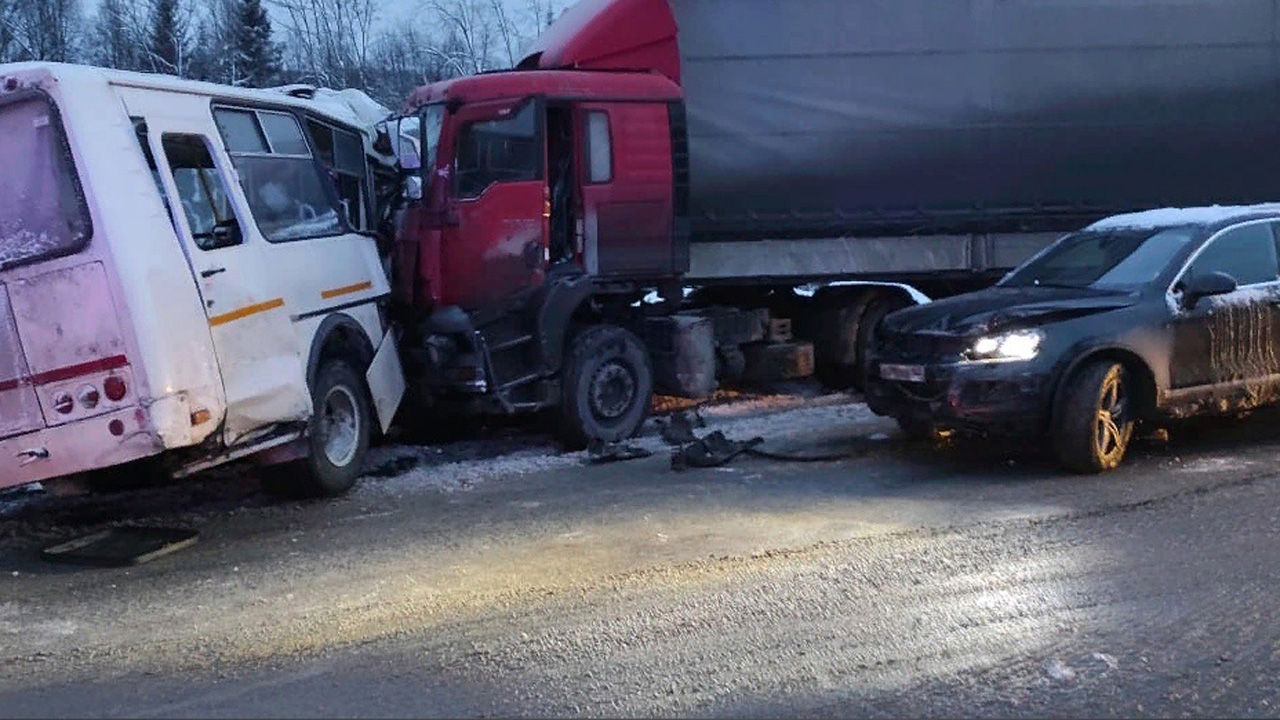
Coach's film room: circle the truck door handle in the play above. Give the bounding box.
[200,267,226,278]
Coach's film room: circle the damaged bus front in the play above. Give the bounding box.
[0,63,404,497]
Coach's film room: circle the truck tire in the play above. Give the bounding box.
[1052,360,1134,474]
[855,292,913,391]
[811,291,875,391]
[556,324,653,449]
[267,358,373,498]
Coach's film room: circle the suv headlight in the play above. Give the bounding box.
[964,329,1043,363]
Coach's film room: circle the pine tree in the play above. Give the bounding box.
[148,0,185,75]
[92,0,139,70]
[234,0,281,88]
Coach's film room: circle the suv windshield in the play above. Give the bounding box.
[0,93,91,271]
[1001,227,1198,290]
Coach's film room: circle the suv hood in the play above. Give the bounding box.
[884,286,1140,336]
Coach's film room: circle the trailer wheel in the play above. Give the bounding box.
[811,291,875,391]
[268,358,372,498]
[557,324,653,449]
[1053,360,1134,474]
[855,292,913,390]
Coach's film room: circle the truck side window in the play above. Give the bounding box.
[1186,223,1280,287]
[307,118,370,230]
[213,107,344,242]
[455,103,540,200]
[160,134,241,251]
[585,111,612,184]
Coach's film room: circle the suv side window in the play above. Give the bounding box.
[455,102,540,200]
[1185,222,1280,287]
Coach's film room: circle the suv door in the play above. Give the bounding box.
[1169,220,1280,406]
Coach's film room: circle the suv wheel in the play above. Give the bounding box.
[1053,360,1135,473]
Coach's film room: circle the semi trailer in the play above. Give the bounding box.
[384,0,1280,447]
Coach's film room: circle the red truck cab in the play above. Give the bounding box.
[393,0,687,315]
[386,0,702,447]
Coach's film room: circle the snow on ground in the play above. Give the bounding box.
[357,394,881,500]
[0,390,882,524]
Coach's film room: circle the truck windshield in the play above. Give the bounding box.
[0,94,91,271]
[1000,227,1197,290]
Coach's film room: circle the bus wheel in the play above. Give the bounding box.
[267,358,372,498]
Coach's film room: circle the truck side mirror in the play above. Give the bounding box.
[1181,270,1237,310]
[403,175,423,201]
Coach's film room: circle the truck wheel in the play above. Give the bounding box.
[1053,361,1134,474]
[267,358,373,498]
[557,324,653,449]
[810,292,874,391]
[855,293,913,390]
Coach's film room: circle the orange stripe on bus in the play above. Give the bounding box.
[208,298,285,327]
[321,281,373,300]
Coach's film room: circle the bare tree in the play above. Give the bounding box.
[0,0,82,63]
[91,0,145,70]
[268,0,380,88]
[424,0,561,74]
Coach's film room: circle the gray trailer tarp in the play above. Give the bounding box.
[677,0,1280,242]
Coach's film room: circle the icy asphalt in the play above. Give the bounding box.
[1,389,1279,718]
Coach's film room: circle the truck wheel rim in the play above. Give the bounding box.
[321,386,360,467]
[1095,370,1128,461]
[590,361,635,421]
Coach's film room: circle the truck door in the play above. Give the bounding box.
[137,115,311,444]
[441,97,548,310]
[576,103,675,278]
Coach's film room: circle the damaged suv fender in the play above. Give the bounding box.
[1050,344,1160,424]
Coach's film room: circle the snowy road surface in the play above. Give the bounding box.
[1,391,1280,717]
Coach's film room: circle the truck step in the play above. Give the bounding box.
[489,334,534,353]
[497,373,543,391]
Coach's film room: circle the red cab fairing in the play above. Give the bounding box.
[518,0,681,83]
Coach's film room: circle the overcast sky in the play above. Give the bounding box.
[83,0,555,30]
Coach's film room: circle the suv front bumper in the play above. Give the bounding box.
[865,358,1055,436]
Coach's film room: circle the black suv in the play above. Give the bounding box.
[865,205,1280,473]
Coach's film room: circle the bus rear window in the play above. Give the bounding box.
[0,93,91,271]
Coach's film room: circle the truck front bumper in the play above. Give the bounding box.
[864,359,1054,437]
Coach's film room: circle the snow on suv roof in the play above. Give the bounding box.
[1088,204,1280,231]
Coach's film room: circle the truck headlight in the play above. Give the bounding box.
[965,330,1043,363]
